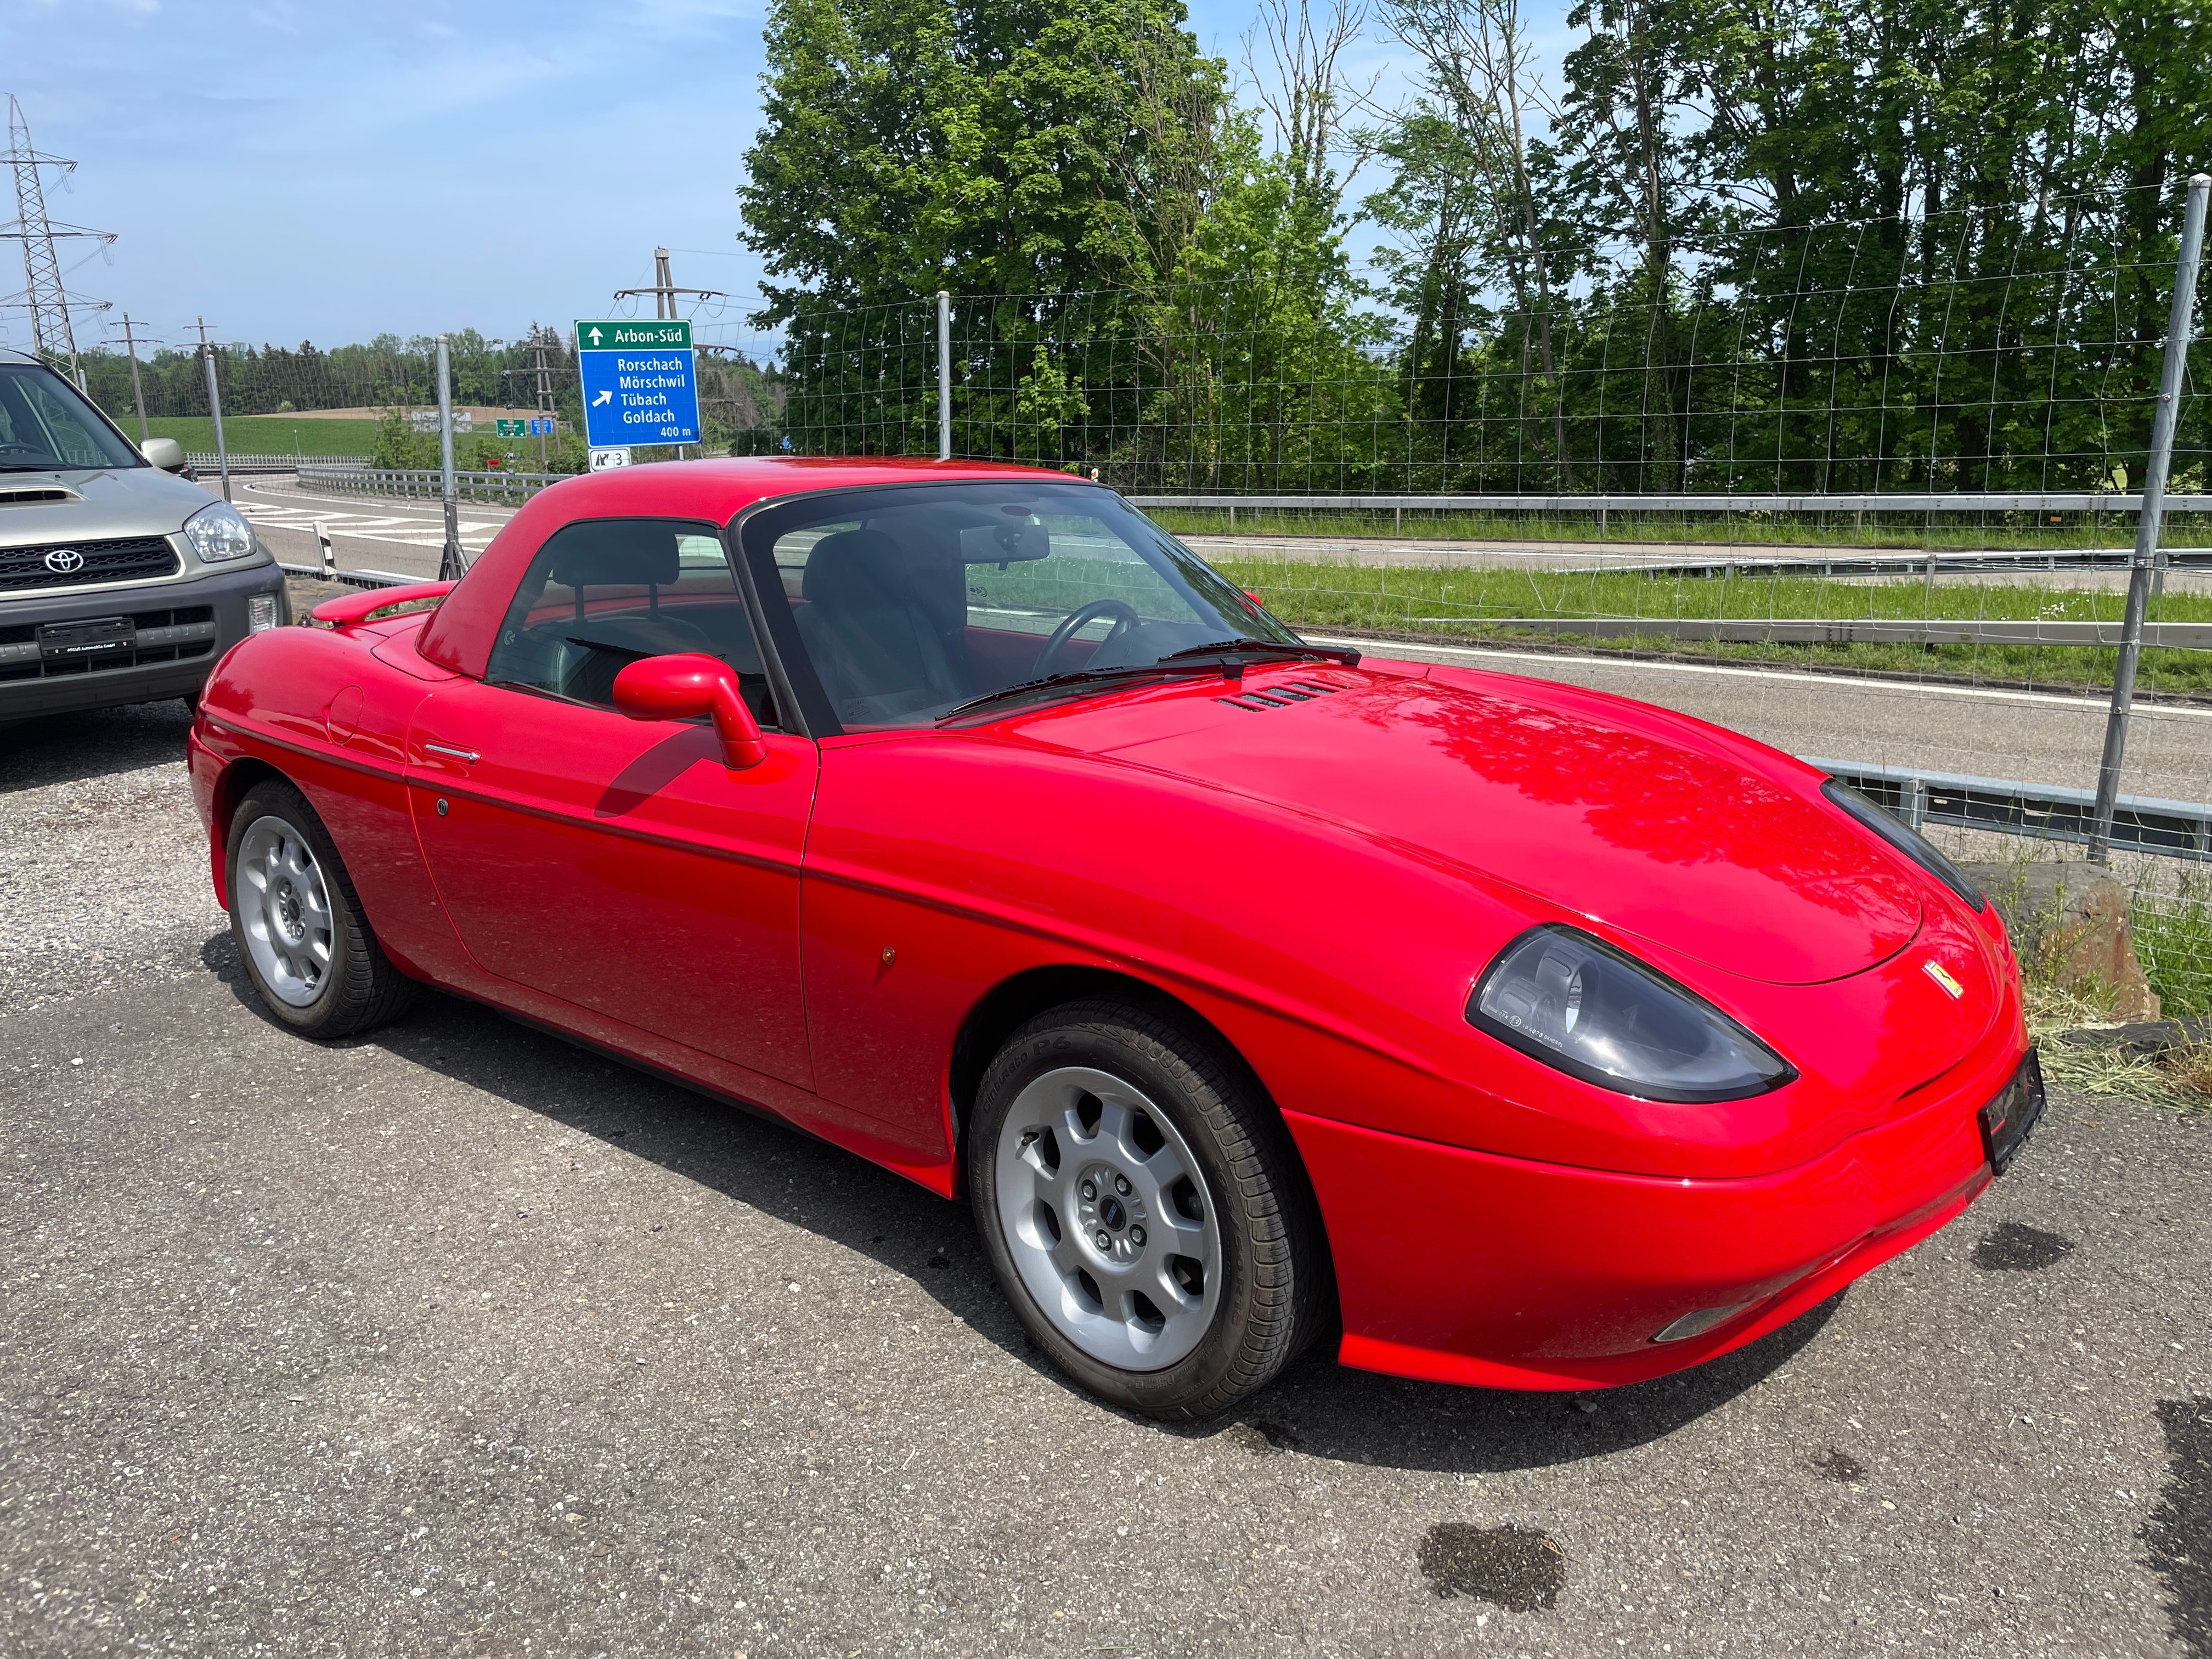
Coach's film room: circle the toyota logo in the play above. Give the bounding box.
[43,548,84,574]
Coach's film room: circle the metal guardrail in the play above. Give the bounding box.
[1474,548,2212,579]
[295,470,2212,522]
[278,562,418,591]
[1419,616,2212,648]
[1814,759,2212,862]
[296,464,567,503]
[185,453,370,475]
[1128,492,2212,516]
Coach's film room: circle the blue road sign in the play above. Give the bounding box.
[575,319,701,448]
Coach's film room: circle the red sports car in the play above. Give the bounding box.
[188,459,2040,1418]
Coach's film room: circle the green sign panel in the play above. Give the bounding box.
[496,419,524,438]
[574,318,692,351]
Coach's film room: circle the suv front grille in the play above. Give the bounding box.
[0,536,181,593]
[0,604,217,684]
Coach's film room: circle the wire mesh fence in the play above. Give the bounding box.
[771,182,2212,501]
[84,177,2208,1007]
[2132,872,2212,1018]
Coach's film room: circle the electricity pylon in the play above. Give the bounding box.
[614,247,724,319]
[1,94,116,380]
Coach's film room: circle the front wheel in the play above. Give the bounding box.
[227,778,416,1037]
[969,999,1328,1418]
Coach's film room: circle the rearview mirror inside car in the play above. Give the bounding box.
[140,436,187,472]
[959,520,1050,564]
[611,653,768,771]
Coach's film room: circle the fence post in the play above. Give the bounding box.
[937,291,951,462]
[2090,173,2209,864]
[198,325,232,504]
[436,336,464,582]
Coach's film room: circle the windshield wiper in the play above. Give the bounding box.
[938,639,1365,724]
[936,662,1223,724]
[1156,638,1362,666]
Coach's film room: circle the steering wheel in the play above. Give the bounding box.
[1034,598,1142,676]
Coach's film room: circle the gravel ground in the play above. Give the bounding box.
[3,698,2209,1659]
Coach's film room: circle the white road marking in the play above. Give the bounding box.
[1302,632,2212,722]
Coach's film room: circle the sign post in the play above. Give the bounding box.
[574,319,701,460]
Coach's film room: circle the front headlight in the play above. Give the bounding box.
[1822,780,1984,911]
[1468,925,1796,1103]
[184,501,257,562]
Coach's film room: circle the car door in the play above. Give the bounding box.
[405,516,816,1090]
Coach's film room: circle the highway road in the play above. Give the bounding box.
[236,475,2212,810]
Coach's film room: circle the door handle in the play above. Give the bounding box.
[421,741,480,764]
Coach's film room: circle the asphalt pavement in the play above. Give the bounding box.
[3,698,2209,1658]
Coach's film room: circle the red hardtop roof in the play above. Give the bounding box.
[416,455,1092,679]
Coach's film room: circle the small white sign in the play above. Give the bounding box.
[409,410,476,433]
[589,447,633,471]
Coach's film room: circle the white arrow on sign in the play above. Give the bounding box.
[586,326,604,345]
[591,390,613,407]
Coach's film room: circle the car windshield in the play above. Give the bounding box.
[744,481,1306,730]
[0,363,144,471]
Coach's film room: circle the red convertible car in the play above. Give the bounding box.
[188,458,2040,1418]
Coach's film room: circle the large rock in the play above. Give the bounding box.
[1957,860,2161,1021]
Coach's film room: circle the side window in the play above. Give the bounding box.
[486,518,778,725]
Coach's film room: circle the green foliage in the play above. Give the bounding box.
[1214,556,2212,693]
[370,410,438,469]
[740,0,2212,492]
[2134,876,2212,1018]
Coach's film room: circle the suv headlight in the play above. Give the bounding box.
[1468,925,1796,1103]
[1822,780,1984,911]
[184,501,257,562]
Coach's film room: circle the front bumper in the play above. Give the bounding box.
[1290,1034,2028,1390]
[0,558,288,724]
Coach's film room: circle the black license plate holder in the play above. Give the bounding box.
[38,615,134,661]
[1978,1049,2046,1175]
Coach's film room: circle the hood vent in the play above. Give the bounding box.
[1217,678,1342,712]
[0,487,77,506]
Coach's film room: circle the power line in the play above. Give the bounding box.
[0,94,115,381]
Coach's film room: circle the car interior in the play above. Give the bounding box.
[772,499,1233,727]
[484,495,1265,733]
[487,519,780,724]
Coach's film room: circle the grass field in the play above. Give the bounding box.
[1150,504,2212,553]
[1218,557,2212,695]
[101,415,380,458]
[2133,878,2212,1017]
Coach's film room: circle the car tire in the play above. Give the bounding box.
[227,778,416,1038]
[969,998,1329,1418]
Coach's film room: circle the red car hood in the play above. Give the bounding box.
[1023,663,1922,986]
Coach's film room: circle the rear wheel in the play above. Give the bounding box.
[969,999,1327,1418]
[227,778,415,1037]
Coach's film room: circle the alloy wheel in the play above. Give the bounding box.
[992,1064,1224,1371]
[236,814,334,1007]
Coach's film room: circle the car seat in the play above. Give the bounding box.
[796,528,966,721]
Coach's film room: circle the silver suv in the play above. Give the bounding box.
[0,347,289,728]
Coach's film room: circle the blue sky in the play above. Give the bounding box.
[2,0,1468,360]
